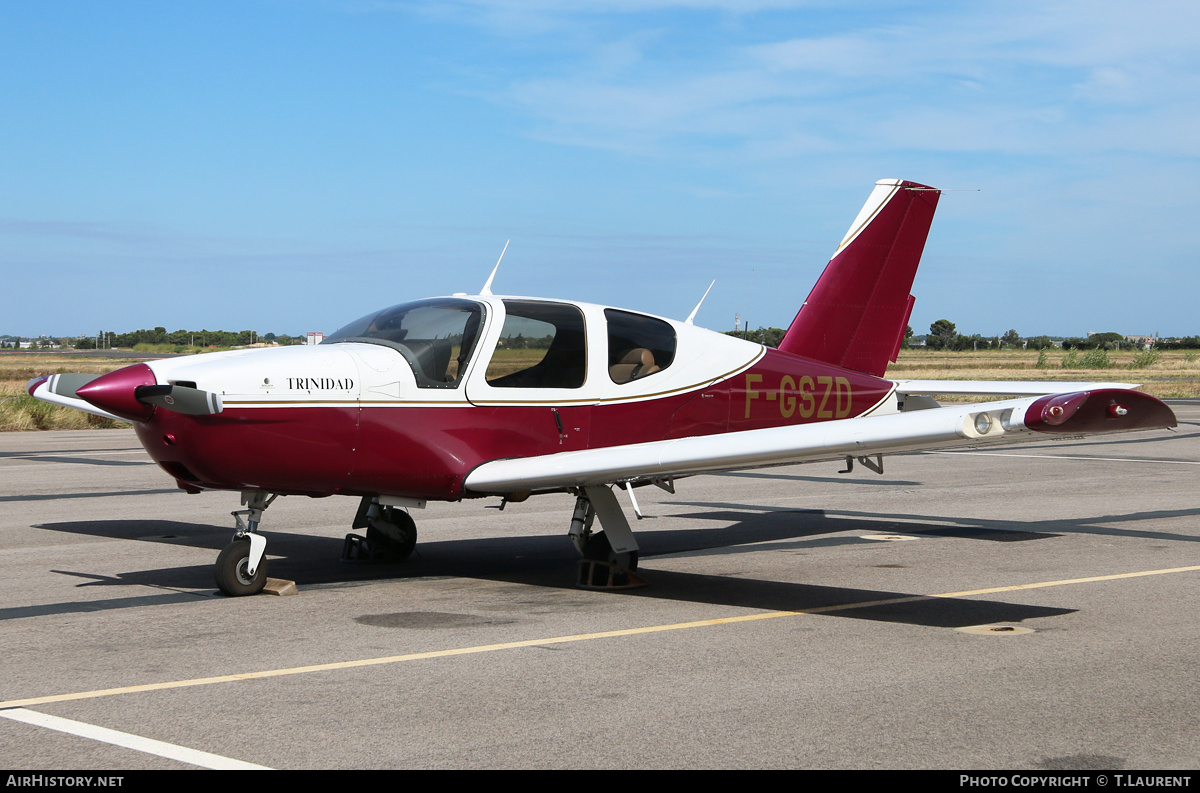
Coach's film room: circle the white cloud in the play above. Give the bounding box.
[474,1,1200,163]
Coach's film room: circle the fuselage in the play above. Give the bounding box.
[119,295,897,500]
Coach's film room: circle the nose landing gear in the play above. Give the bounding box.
[215,539,267,596]
[215,491,276,596]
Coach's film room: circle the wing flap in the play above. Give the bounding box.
[464,389,1174,494]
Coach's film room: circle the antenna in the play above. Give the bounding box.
[480,239,509,296]
[684,280,715,325]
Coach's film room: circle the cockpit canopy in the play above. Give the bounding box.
[324,297,679,392]
[323,298,485,388]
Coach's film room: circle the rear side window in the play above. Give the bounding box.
[606,309,676,384]
[485,301,587,389]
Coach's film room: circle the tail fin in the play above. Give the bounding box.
[777,179,940,377]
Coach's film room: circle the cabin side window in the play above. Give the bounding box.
[605,309,676,385]
[485,301,587,389]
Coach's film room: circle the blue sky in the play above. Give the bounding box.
[3,1,1198,339]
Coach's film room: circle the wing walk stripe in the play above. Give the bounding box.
[2,563,1197,710]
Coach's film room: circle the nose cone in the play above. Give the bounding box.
[75,363,158,422]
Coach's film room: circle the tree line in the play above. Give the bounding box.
[52,328,300,350]
[724,320,1200,350]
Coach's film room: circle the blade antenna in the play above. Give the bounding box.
[684,280,715,325]
[480,239,510,296]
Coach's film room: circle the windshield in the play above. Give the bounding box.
[323,298,486,388]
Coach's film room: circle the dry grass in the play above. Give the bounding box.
[484,348,548,379]
[0,353,133,431]
[887,348,1200,399]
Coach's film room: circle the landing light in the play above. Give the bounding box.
[973,412,993,434]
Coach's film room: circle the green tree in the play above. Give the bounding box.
[1026,335,1054,350]
[722,327,786,347]
[929,319,957,350]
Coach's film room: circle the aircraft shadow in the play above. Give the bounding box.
[616,570,1073,628]
[32,500,1193,628]
[654,507,1056,544]
[0,455,155,468]
[666,501,1200,546]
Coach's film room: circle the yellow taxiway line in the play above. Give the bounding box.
[3,563,1199,710]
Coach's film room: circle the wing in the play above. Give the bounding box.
[463,388,1176,495]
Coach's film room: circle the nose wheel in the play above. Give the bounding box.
[215,539,267,596]
[215,491,275,596]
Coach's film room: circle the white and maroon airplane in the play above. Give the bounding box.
[29,180,1177,595]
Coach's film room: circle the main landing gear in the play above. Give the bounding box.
[569,485,646,590]
[214,492,425,596]
[212,487,647,596]
[342,496,421,563]
[215,491,276,596]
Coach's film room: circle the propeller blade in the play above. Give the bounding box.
[135,384,224,415]
[47,373,101,399]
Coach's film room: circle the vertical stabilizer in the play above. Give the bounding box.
[777,179,940,377]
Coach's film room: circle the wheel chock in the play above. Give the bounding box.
[576,559,648,591]
[263,578,298,596]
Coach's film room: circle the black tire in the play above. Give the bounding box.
[366,507,417,560]
[215,539,267,596]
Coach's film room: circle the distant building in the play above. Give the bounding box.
[306,332,325,345]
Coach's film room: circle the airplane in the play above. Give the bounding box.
[28,179,1178,596]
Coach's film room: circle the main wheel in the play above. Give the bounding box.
[215,539,267,596]
[366,506,417,560]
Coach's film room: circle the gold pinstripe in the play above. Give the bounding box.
[219,349,766,410]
